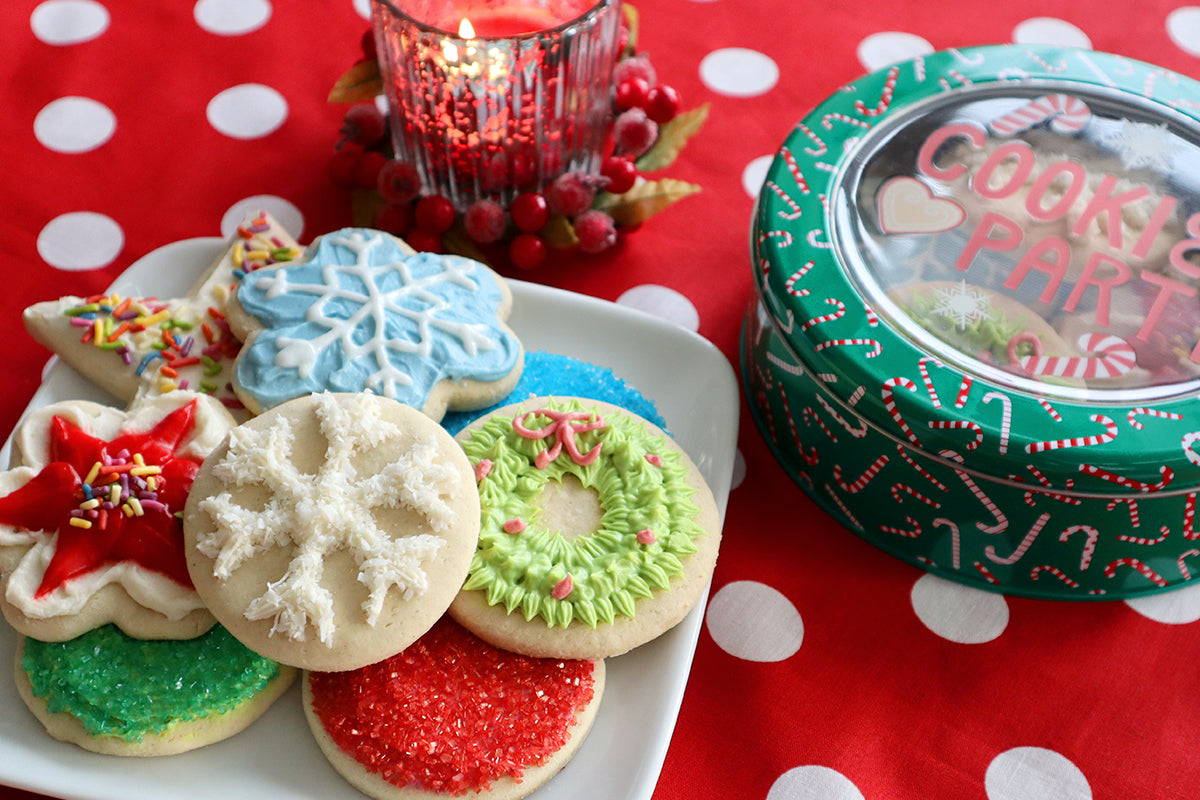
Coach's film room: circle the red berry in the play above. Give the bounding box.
[612,108,658,157]
[546,172,596,217]
[615,78,651,111]
[414,195,457,234]
[510,192,550,232]
[353,150,389,189]
[600,156,638,194]
[406,228,443,253]
[373,201,413,236]
[509,234,547,270]
[378,160,422,203]
[613,54,656,88]
[341,103,387,149]
[328,144,363,189]
[464,199,507,243]
[645,85,682,124]
[573,210,618,254]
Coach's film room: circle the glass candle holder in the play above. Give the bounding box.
[371,0,622,211]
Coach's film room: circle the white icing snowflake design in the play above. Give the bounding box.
[235,229,521,411]
[195,393,460,645]
[931,280,993,330]
[1095,120,1181,172]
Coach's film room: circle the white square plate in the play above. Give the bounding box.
[0,238,739,800]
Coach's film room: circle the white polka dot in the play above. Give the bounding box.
[38,212,124,271]
[352,0,371,20]
[1125,580,1200,624]
[1167,7,1200,57]
[1012,17,1092,49]
[706,580,803,662]
[206,84,288,140]
[768,766,865,800]
[34,97,115,154]
[856,31,933,72]
[30,0,109,45]
[616,284,700,331]
[911,574,1009,644]
[741,154,774,198]
[986,747,1091,800]
[699,48,779,98]
[194,0,272,36]
[221,196,305,240]
[730,449,746,489]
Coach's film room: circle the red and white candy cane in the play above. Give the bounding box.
[1019,333,1136,380]
[758,228,794,251]
[1179,549,1200,581]
[1080,463,1175,493]
[984,512,1050,565]
[932,517,960,569]
[1103,558,1169,587]
[801,404,837,443]
[928,419,983,450]
[815,394,868,439]
[954,376,973,409]
[791,122,828,157]
[941,449,1008,533]
[1038,397,1062,421]
[1019,464,1079,507]
[1059,524,1099,571]
[1185,493,1198,540]
[821,111,872,132]
[833,454,889,493]
[814,338,882,358]
[881,376,922,445]
[784,261,814,296]
[777,387,820,465]
[989,93,1092,137]
[982,392,1011,454]
[765,180,803,221]
[880,515,921,538]
[863,303,879,328]
[1107,497,1140,528]
[854,65,899,116]
[1183,432,1200,467]
[1025,413,1118,454]
[891,483,942,508]
[974,562,1001,585]
[800,298,847,332]
[779,146,811,195]
[1127,408,1183,430]
[824,483,864,530]
[1030,565,1081,589]
[918,356,943,409]
[896,443,948,493]
[1116,525,1169,546]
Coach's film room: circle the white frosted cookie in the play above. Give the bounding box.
[21,210,300,421]
[183,392,480,672]
[15,625,295,756]
[303,617,604,800]
[449,397,722,660]
[0,392,236,641]
[223,227,523,420]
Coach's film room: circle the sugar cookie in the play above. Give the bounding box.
[183,391,479,671]
[450,397,721,659]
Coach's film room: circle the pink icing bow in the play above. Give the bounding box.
[512,409,606,469]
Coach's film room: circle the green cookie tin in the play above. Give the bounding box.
[743,44,1200,599]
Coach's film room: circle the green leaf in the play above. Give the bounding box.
[540,213,580,248]
[636,102,710,172]
[622,4,639,54]
[594,178,701,226]
[442,223,494,265]
[328,59,383,103]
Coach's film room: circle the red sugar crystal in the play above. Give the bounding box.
[309,618,595,795]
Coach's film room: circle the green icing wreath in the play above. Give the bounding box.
[460,399,704,628]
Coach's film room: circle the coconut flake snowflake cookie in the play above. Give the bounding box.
[450,397,722,660]
[0,392,236,641]
[225,227,524,420]
[183,391,479,672]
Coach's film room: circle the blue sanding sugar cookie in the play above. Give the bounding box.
[441,350,666,436]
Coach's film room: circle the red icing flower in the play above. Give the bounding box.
[0,400,201,597]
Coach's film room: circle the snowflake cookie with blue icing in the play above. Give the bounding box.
[225,228,524,419]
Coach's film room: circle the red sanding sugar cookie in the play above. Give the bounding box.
[302,617,605,800]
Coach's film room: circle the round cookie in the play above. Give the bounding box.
[183,391,480,672]
[450,397,721,659]
[0,392,236,642]
[303,616,604,800]
[15,624,295,756]
[224,227,524,420]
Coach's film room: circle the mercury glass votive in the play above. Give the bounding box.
[371,0,623,211]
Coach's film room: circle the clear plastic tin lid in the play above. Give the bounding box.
[753,45,1200,495]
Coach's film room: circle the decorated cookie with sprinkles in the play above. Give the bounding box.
[22,210,300,421]
[0,391,236,641]
[183,391,479,672]
[224,227,523,420]
[303,616,604,800]
[450,397,721,659]
[15,624,295,756]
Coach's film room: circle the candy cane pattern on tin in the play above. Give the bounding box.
[917,356,943,409]
[832,454,889,493]
[777,385,821,465]
[881,376,922,445]
[891,483,942,508]
[1030,565,1081,588]
[984,512,1050,565]
[928,419,983,450]
[821,111,872,132]
[1080,463,1174,493]
[1020,333,1135,380]
[1185,493,1198,539]
[1019,464,1080,507]
[765,181,803,220]
[989,93,1092,137]
[1116,525,1169,546]
[1038,397,1062,421]
[974,562,1001,585]
[954,375,973,409]
[801,404,837,443]
[982,391,1011,454]
[1025,414,1118,454]
[1127,407,1183,430]
[1103,558,1169,587]
[824,483,864,530]
[932,517,960,569]
[815,393,868,438]
[880,515,921,538]
[1059,524,1099,570]
[1183,432,1200,467]
[800,298,846,332]
[784,261,815,296]
[854,65,899,116]
[813,338,882,358]
[1179,549,1200,580]
[791,121,828,157]
[896,443,948,492]
[779,146,811,195]
[941,449,1009,533]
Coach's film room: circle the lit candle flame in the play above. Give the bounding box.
[458,18,476,38]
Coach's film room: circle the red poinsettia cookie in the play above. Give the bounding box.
[0,392,237,641]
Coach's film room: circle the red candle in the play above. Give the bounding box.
[460,8,565,38]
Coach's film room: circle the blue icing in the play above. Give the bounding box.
[441,350,666,435]
[235,229,521,411]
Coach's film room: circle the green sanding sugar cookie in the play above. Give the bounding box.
[21,623,283,742]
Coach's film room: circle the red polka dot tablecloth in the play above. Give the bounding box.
[6,1,1200,799]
